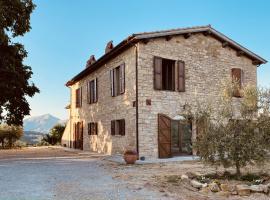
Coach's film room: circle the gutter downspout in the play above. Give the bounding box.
[135,44,139,157]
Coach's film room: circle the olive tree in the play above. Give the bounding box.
[0,124,23,148]
[194,80,270,177]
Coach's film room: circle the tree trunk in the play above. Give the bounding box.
[8,137,12,148]
[236,161,241,178]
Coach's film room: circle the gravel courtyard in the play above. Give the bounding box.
[0,147,167,200]
[0,147,269,200]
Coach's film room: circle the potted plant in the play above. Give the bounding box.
[123,150,138,164]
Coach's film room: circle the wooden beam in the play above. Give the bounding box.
[165,35,172,41]
[183,33,191,39]
[222,41,229,48]
[203,30,211,36]
[237,51,244,57]
[141,39,149,44]
[252,60,261,65]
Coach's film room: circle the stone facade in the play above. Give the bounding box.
[69,47,137,154]
[67,32,257,159]
[136,33,256,158]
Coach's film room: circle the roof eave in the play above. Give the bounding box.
[65,36,137,86]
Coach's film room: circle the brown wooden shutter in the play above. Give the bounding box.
[231,68,242,97]
[178,61,185,92]
[232,68,242,86]
[158,114,172,158]
[80,87,82,107]
[119,63,125,94]
[87,82,90,104]
[94,78,98,103]
[95,123,98,135]
[154,57,163,90]
[110,70,115,97]
[119,119,125,136]
[111,120,115,135]
[76,89,79,107]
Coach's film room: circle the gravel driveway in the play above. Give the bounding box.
[0,147,167,200]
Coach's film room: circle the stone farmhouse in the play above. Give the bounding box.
[62,25,267,159]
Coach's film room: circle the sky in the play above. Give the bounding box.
[17,0,270,120]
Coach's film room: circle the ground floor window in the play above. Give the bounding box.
[88,122,98,135]
[111,119,125,136]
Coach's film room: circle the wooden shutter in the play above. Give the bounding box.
[231,68,242,97]
[94,78,98,103]
[119,63,125,94]
[80,88,82,107]
[154,57,163,90]
[76,89,79,107]
[158,114,172,158]
[87,82,90,104]
[110,70,115,97]
[177,61,185,92]
[95,123,98,135]
[232,68,242,86]
[111,120,115,135]
[119,119,125,136]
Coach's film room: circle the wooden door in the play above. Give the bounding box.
[158,114,172,158]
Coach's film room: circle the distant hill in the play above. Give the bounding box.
[23,114,65,133]
[22,114,66,144]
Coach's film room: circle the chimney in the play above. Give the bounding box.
[86,55,96,68]
[105,40,113,53]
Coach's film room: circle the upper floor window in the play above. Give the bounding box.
[75,88,82,108]
[153,57,185,92]
[110,63,125,97]
[111,119,125,136]
[88,122,98,135]
[87,78,98,104]
[231,68,244,98]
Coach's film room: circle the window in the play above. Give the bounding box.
[87,78,98,104]
[75,88,82,108]
[154,57,185,92]
[111,119,125,136]
[110,63,125,97]
[231,68,244,98]
[88,122,98,135]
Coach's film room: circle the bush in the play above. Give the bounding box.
[40,124,65,145]
[0,125,23,148]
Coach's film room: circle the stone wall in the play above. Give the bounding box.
[137,33,257,159]
[69,47,137,154]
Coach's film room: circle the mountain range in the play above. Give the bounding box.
[22,114,66,144]
[23,114,65,133]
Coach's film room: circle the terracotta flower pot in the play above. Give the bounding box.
[123,153,137,164]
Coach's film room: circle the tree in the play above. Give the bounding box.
[41,124,66,145]
[194,80,270,177]
[0,0,39,126]
[0,124,23,148]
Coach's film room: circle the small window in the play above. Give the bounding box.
[87,78,98,104]
[110,63,125,97]
[231,68,243,98]
[111,119,125,136]
[154,57,185,92]
[75,88,82,108]
[88,122,98,135]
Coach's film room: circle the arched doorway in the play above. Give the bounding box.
[158,114,192,158]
